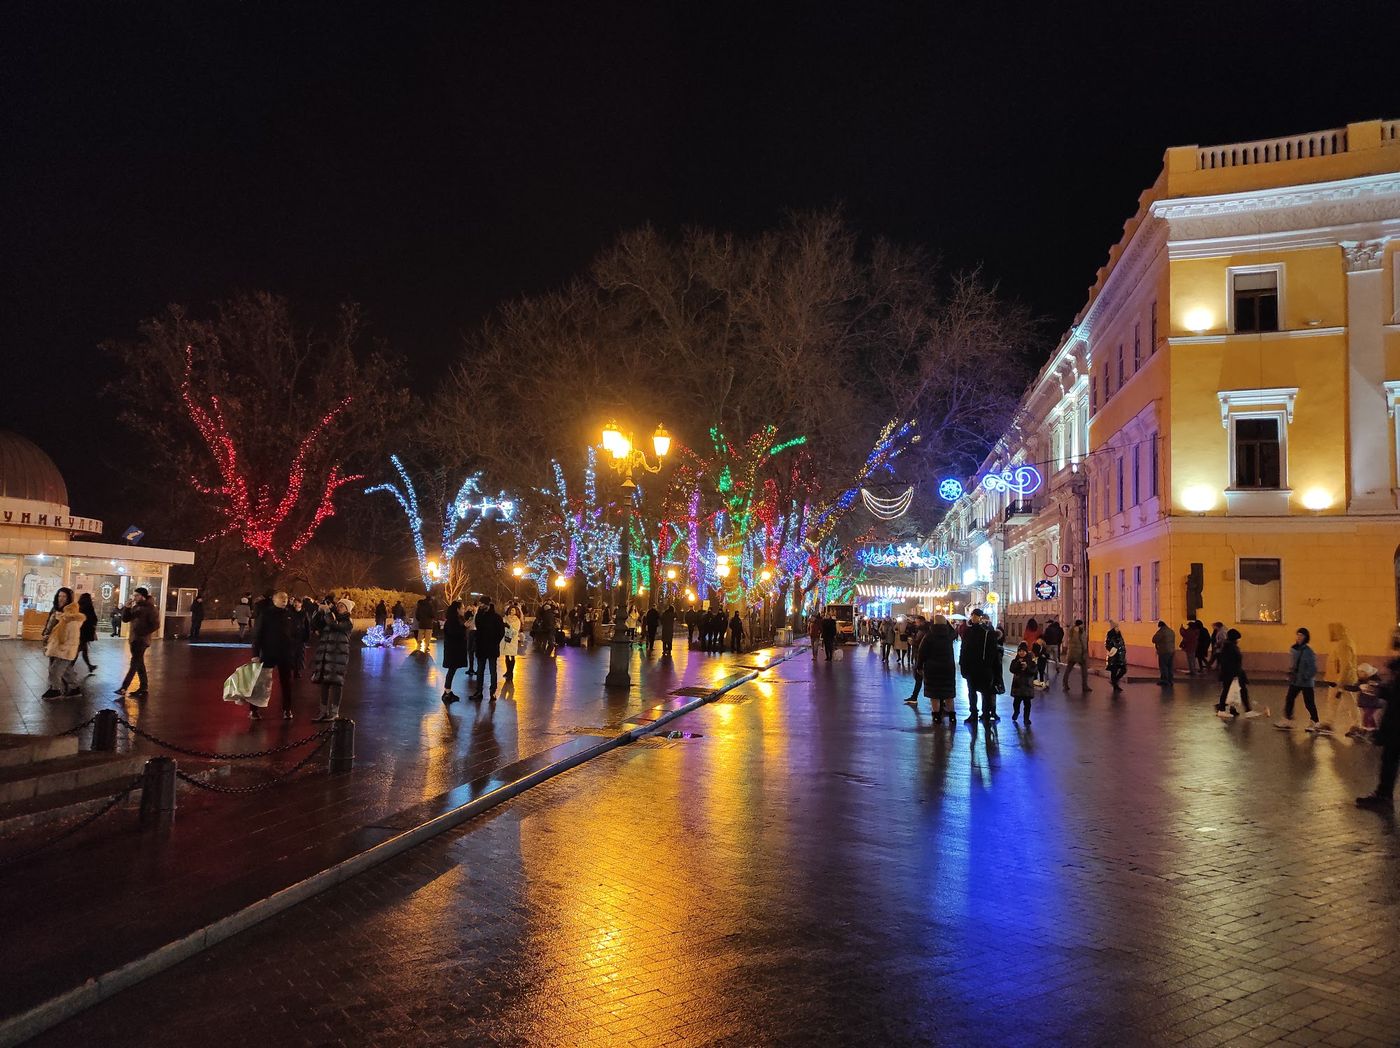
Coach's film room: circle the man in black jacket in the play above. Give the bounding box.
[660,604,677,657]
[644,606,660,654]
[958,609,997,723]
[471,599,506,699]
[115,587,161,698]
[820,612,838,661]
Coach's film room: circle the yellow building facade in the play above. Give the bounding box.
[1080,119,1400,670]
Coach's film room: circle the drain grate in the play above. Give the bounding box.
[670,686,714,697]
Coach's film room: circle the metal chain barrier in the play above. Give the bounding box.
[111,715,335,761]
[173,735,332,794]
[58,713,100,737]
[0,777,142,866]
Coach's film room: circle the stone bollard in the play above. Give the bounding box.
[328,717,355,773]
[604,635,632,689]
[139,756,177,826]
[90,709,119,752]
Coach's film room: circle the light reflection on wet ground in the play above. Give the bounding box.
[29,645,1400,1047]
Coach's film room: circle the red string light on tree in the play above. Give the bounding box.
[180,345,362,566]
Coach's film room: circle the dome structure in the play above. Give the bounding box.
[0,430,69,506]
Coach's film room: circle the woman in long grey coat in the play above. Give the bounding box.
[312,598,354,721]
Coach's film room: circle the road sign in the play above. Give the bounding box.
[1059,562,1074,577]
[1043,563,1059,578]
[122,525,144,545]
[1034,579,1058,601]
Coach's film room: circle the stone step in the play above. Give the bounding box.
[0,760,229,837]
[0,733,80,769]
[0,753,148,805]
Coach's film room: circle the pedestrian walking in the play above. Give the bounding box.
[808,613,822,661]
[644,606,660,654]
[1194,620,1211,675]
[1152,620,1176,686]
[685,606,698,645]
[1320,622,1358,736]
[392,599,406,624]
[233,594,252,641]
[374,600,387,628]
[440,601,469,705]
[465,601,479,669]
[1042,618,1064,675]
[251,591,298,720]
[189,594,205,641]
[660,604,676,657]
[1356,629,1400,812]
[1215,628,1262,718]
[1022,618,1042,659]
[1208,622,1227,668]
[115,586,160,698]
[470,599,505,699]
[880,618,894,664]
[1010,642,1037,724]
[42,588,84,699]
[904,615,929,703]
[310,598,353,722]
[959,608,998,723]
[820,611,838,662]
[536,602,556,657]
[728,610,745,653]
[917,613,958,721]
[501,602,522,680]
[893,623,909,668]
[1062,619,1091,691]
[414,593,436,655]
[76,591,98,672]
[1105,620,1127,692]
[1276,627,1321,731]
[1179,619,1202,676]
[292,598,315,677]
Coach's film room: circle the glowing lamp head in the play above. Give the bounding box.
[1301,488,1332,511]
[601,421,622,455]
[717,564,731,579]
[554,575,568,590]
[666,568,677,580]
[1181,485,1216,513]
[427,559,441,580]
[512,565,524,577]
[760,569,772,582]
[1184,306,1214,334]
[652,424,671,459]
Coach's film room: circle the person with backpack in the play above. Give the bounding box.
[1275,627,1321,731]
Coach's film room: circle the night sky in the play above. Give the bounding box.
[4,1,1396,519]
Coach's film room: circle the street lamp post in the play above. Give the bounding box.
[601,420,670,688]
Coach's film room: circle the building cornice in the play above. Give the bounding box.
[1151,172,1400,241]
[1167,219,1400,260]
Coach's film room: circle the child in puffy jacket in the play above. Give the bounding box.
[1010,642,1037,724]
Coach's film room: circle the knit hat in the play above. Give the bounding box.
[337,598,356,614]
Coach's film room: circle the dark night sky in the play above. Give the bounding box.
[3,1,1397,521]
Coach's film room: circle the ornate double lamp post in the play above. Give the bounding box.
[601,420,670,687]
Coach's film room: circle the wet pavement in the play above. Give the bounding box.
[0,629,767,1027]
[27,645,1400,1047]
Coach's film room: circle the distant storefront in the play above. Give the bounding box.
[0,431,194,640]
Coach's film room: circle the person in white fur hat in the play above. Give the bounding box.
[311,597,355,722]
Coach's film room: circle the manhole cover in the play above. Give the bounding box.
[671,687,714,697]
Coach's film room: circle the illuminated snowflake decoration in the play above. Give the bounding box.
[937,478,964,502]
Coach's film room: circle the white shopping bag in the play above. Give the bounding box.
[222,659,272,707]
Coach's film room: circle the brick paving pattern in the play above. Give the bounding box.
[28,646,1400,1047]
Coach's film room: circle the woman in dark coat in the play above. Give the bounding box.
[76,591,99,672]
[252,591,299,720]
[441,601,469,706]
[374,600,388,628]
[311,598,354,722]
[919,614,958,722]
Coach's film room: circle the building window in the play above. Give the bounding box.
[1131,446,1141,506]
[1079,399,1089,458]
[1238,558,1282,623]
[1117,569,1125,625]
[1233,416,1282,488]
[1115,457,1124,513]
[1091,370,1098,412]
[1149,300,1158,353]
[1116,344,1125,388]
[1133,322,1142,371]
[1232,270,1280,333]
[1149,434,1159,497]
[1092,573,1099,622]
[1104,571,1112,620]
[1053,422,1065,472]
[1150,561,1160,620]
[1133,565,1142,621]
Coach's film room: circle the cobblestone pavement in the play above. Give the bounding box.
[31,646,1400,1047]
